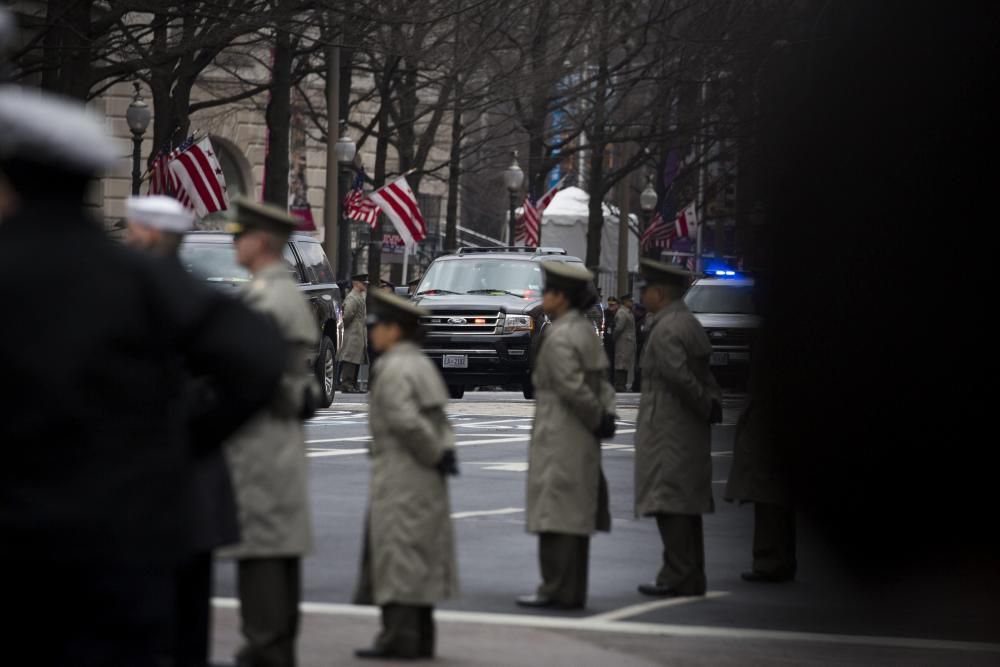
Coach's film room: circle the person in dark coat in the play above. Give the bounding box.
[125,195,244,666]
[0,86,285,666]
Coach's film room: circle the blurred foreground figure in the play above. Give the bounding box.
[354,289,458,660]
[635,259,721,598]
[218,198,320,667]
[0,87,284,666]
[517,263,616,610]
[126,195,245,666]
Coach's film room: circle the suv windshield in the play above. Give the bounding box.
[179,242,251,283]
[684,284,756,314]
[419,258,579,298]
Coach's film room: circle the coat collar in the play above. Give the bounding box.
[254,262,289,281]
[648,299,689,326]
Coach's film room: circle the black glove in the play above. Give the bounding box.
[595,413,617,439]
[709,399,723,424]
[436,449,459,477]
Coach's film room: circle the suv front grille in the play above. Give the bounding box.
[422,311,503,335]
[705,327,753,348]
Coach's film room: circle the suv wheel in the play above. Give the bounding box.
[522,382,535,400]
[316,335,336,408]
[448,385,465,400]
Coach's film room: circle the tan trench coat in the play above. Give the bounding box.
[367,341,458,606]
[634,300,720,517]
[527,309,615,536]
[337,289,367,364]
[219,263,318,559]
[613,307,636,371]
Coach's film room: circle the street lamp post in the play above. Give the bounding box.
[125,82,151,196]
[503,151,524,248]
[639,174,658,258]
[333,123,356,281]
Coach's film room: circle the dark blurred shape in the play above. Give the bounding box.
[0,88,285,664]
[755,1,999,577]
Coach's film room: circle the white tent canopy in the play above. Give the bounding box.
[537,186,639,272]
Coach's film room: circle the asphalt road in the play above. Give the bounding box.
[212,391,1000,665]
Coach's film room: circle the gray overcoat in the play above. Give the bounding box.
[337,288,367,365]
[367,341,458,606]
[613,307,636,371]
[219,263,318,559]
[634,300,720,517]
[526,309,615,536]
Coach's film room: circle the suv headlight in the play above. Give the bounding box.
[503,314,533,334]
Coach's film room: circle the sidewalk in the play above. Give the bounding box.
[210,602,1000,667]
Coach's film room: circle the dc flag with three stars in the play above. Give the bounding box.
[163,137,230,218]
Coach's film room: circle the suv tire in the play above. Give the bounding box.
[522,382,535,400]
[316,335,337,408]
[448,385,465,400]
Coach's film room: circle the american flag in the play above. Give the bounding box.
[516,177,565,247]
[641,211,676,250]
[368,175,427,247]
[148,136,229,218]
[148,135,195,196]
[343,168,380,227]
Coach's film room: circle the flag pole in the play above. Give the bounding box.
[402,243,410,284]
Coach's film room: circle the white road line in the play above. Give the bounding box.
[308,448,369,457]
[456,418,533,428]
[478,462,529,472]
[307,436,371,444]
[711,450,733,457]
[586,592,729,622]
[450,507,524,519]
[210,599,1000,653]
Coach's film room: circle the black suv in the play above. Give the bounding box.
[412,247,601,399]
[178,232,344,407]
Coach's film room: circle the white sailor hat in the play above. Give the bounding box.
[126,195,195,233]
[0,84,119,174]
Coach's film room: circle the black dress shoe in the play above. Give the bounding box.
[637,583,705,597]
[741,570,795,583]
[355,646,395,659]
[516,594,555,608]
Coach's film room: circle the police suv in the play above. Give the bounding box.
[684,270,758,389]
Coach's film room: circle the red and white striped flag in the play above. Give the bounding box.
[641,211,677,250]
[343,168,380,227]
[368,175,426,247]
[517,176,566,247]
[148,136,195,196]
[675,201,698,238]
[167,137,229,218]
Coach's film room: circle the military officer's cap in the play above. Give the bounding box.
[0,85,118,174]
[541,261,594,296]
[225,196,300,238]
[367,288,429,329]
[351,273,369,283]
[126,195,194,233]
[638,258,693,288]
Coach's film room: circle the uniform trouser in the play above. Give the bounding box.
[614,369,629,392]
[167,551,213,667]
[537,532,591,608]
[655,514,707,594]
[752,502,797,578]
[339,362,359,388]
[236,557,301,667]
[372,604,435,658]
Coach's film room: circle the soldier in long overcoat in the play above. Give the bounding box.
[219,198,321,667]
[634,259,721,598]
[517,262,617,610]
[613,294,636,391]
[353,289,458,660]
[337,273,368,392]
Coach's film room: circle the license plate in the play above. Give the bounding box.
[442,354,468,369]
[710,352,729,366]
